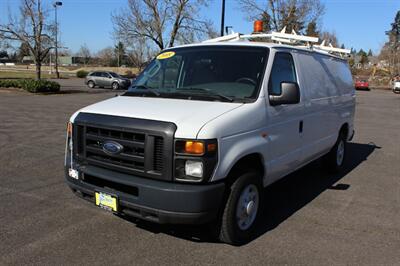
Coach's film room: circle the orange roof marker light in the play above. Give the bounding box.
[254,20,263,33]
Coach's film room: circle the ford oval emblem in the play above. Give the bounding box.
[102,141,124,155]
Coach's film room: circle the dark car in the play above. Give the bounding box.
[85,71,131,90]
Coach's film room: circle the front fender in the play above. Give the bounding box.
[211,129,268,185]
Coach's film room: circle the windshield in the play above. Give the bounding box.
[126,46,269,102]
[109,72,121,78]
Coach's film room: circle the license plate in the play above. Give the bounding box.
[95,192,118,212]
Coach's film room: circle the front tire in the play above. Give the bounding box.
[218,171,263,245]
[112,82,119,90]
[324,132,347,173]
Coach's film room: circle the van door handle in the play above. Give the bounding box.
[299,120,303,133]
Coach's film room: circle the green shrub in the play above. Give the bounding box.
[0,79,60,93]
[0,80,21,88]
[76,70,88,78]
[21,79,60,93]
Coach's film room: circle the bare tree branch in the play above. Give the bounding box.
[0,0,54,80]
[239,0,325,34]
[112,0,216,66]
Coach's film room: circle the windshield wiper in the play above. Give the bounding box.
[176,87,234,102]
[132,85,161,96]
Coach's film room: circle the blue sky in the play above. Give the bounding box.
[1,0,399,54]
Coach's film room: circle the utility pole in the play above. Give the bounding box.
[117,43,120,67]
[220,0,225,36]
[53,1,62,78]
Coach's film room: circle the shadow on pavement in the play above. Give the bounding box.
[117,142,379,245]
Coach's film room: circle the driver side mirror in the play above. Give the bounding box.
[269,82,300,106]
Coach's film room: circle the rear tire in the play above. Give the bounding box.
[218,171,263,245]
[87,80,95,88]
[324,132,347,173]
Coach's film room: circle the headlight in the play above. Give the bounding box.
[174,139,218,183]
[185,160,203,178]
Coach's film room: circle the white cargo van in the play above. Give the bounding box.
[65,31,355,245]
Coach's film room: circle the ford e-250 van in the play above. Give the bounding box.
[65,31,355,245]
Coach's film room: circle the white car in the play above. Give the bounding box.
[65,36,355,245]
[393,81,400,93]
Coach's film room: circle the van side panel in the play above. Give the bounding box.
[325,57,356,140]
[295,52,355,164]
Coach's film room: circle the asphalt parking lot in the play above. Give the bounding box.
[0,84,399,265]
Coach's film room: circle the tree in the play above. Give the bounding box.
[239,0,325,34]
[0,0,54,80]
[367,49,373,56]
[96,47,114,66]
[387,10,400,44]
[357,49,368,66]
[320,31,339,47]
[112,0,215,52]
[10,52,17,61]
[358,49,366,56]
[17,42,31,61]
[381,10,400,75]
[348,57,355,68]
[76,44,91,66]
[305,20,319,37]
[360,53,369,66]
[114,41,125,67]
[0,50,8,58]
[125,37,153,70]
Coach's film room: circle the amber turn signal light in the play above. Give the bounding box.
[185,141,205,155]
[66,122,72,137]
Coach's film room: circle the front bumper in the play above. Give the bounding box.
[66,165,225,224]
[120,81,131,89]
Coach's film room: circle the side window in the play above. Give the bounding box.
[268,52,297,95]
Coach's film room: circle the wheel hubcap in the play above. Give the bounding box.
[337,140,345,166]
[236,184,259,231]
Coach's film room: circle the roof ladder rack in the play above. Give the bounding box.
[203,28,351,58]
[313,40,351,57]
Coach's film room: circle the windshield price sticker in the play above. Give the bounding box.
[156,51,175,60]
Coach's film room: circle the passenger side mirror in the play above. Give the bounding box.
[269,82,300,106]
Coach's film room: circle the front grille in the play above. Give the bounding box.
[153,137,164,172]
[85,126,146,172]
[73,113,176,181]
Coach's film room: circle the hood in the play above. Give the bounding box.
[71,96,243,138]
